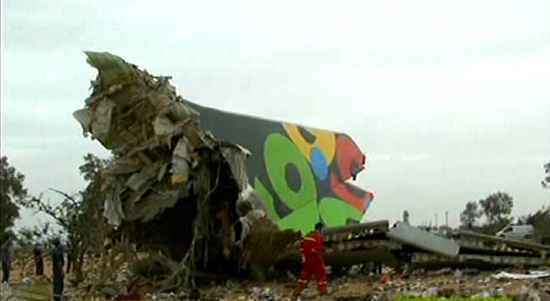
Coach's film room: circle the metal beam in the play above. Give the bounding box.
[387,222,460,258]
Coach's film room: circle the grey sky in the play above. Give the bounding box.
[2,0,549,229]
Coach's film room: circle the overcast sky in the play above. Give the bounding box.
[2,0,549,230]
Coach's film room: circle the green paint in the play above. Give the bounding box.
[257,133,363,232]
[264,133,316,211]
[254,177,280,221]
[319,197,363,227]
[276,200,319,234]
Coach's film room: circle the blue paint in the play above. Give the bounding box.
[366,201,373,210]
[310,147,328,180]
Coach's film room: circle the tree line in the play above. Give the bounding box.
[1,154,111,285]
[459,161,550,238]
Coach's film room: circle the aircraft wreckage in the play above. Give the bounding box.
[73,52,375,277]
[73,53,550,287]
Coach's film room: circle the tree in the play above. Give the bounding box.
[542,161,550,189]
[1,156,27,244]
[460,201,482,228]
[479,192,513,225]
[80,153,107,182]
[18,154,109,284]
[12,224,54,276]
[518,207,550,244]
[16,224,52,249]
[19,190,87,280]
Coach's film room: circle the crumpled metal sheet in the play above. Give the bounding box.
[126,188,188,222]
[125,163,162,191]
[91,100,114,142]
[104,191,124,225]
[105,156,143,175]
[72,108,94,136]
[220,144,250,191]
[171,138,191,184]
[493,270,550,279]
[234,209,266,248]
[154,101,193,137]
[104,175,126,225]
[236,184,269,218]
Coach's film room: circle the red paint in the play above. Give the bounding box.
[329,135,372,211]
[335,135,365,180]
[331,173,374,210]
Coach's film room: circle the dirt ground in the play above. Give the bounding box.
[188,272,550,301]
[3,256,550,301]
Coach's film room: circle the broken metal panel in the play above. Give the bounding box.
[412,253,550,267]
[171,138,191,184]
[324,248,401,267]
[103,175,126,225]
[219,144,250,192]
[78,52,193,157]
[459,230,550,252]
[237,185,269,217]
[324,220,389,243]
[493,270,550,279]
[105,156,143,175]
[154,102,194,137]
[125,187,186,222]
[72,108,94,136]
[186,101,375,234]
[125,163,161,191]
[325,220,389,235]
[91,99,114,142]
[387,222,460,258]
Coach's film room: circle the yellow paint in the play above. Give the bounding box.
[283,123,336,164]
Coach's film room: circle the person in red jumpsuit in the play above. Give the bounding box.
[292,222,328,298]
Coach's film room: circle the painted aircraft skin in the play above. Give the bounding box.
[188,101,374,234]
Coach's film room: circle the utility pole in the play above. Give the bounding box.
[435,213,438,228]
[445,211,449,228]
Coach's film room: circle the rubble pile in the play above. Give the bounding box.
[135,269,549,301]
[4,252,550,301]
[189,269,550,301]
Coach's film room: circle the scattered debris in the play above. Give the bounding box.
[0,279,52,301]
[427,267,452,276]
[493,270,550,280]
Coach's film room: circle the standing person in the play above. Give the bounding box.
[292,222,328,298]
[1,240,11,283]
[34,244,44,276]
[66,241,73,274]
[52,238,64,301]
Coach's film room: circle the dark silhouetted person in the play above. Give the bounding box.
[1,240,11,283]
[34,244,44,276]
[52,238,64,301]
[293,222,328,298]
[66,241,72,273]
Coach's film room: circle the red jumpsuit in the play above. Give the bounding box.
[294,230,328,295]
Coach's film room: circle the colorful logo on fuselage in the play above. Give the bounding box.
[189,101,374,234]
[254,123,374,233]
